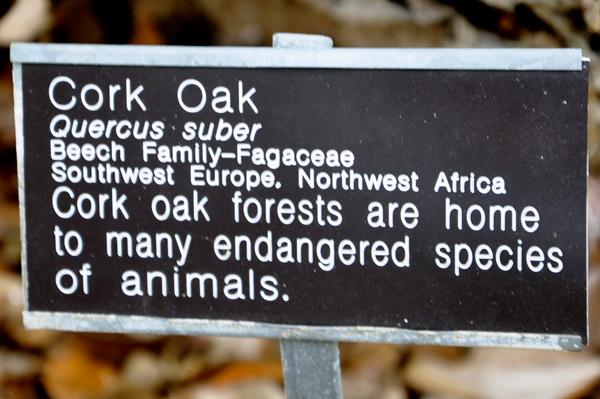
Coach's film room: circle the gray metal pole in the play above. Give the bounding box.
[272,32,343,399]
[280,340,343,399]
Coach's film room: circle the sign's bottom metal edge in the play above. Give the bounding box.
[23,311,581,351]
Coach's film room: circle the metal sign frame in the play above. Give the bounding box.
[12,35,587,353]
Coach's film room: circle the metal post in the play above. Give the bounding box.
[272,32,343,399]
[281,340,343,399]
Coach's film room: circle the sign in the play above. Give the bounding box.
[12,44,589,350]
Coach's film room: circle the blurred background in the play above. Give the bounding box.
[0,0,598,398]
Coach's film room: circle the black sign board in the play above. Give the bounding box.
[12,44,589,350]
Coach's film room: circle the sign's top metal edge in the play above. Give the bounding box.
[10,43,582,71]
